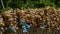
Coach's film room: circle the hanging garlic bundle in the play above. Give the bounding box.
[15,7,60,32]
[2,9,18,34]
[0,6,60,33]
[0,15,5,34]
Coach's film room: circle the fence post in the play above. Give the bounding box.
[1,0,5,9]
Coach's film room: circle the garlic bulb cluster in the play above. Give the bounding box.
[0,6,60,33]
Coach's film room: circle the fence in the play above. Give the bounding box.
[3,27,60,34]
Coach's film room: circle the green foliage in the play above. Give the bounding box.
[2,0,60,10]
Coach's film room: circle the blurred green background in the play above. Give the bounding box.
[0,0,60,10]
